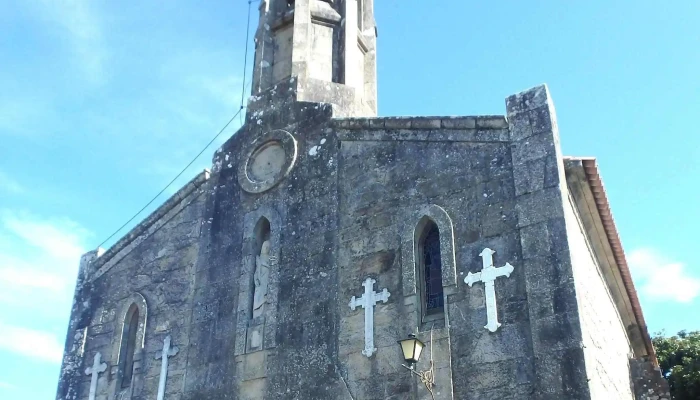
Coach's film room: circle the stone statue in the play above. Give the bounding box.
[253,240,271,318]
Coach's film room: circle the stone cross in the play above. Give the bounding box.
[349,277,390,357]
[155,335,179,400]
[464,248,514,332]
[85,352,107,400]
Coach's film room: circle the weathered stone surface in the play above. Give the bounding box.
[56,4,661,400]
[630,358,672,400]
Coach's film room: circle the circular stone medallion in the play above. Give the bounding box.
[238,130,298,193]
[248,141,286,182]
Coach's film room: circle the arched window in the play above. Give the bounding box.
[119,304,139,388]
[417,219,445,321]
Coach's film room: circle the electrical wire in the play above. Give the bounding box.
[96,0,256,248]
[97,107,243,248]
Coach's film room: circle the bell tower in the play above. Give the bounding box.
[248,0,377,118]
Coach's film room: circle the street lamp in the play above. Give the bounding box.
[397,333,435,399]
[398,334,424,367]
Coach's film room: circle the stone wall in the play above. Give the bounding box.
[56,172,208,400]
[56,85,654,400]
[564,193,635,398]
[334,115,531,399]
[187,101,345,400]
[506,85,591,399]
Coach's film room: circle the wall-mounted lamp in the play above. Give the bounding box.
[397,333,436,399]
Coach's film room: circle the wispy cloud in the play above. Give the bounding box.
[190,74,244,110]
[628,248,700,303]
[0,381,16,390]
[0,211,89,366]
[29,0,108,84]
[0,210,91,313]
[0,323,64,364]
[0,170,25,194]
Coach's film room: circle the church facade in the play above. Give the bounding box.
[56,1,670,399]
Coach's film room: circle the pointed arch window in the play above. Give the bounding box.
[417,219,445,321]
[119,304,139,388]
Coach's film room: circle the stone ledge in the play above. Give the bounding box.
[332,115,508,130]
[337,128,510,143]
[87,169,211,279]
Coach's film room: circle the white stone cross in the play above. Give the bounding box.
[155,335,179,400]
[349,277,390,357]
[464,248,515,332]
[85,352,107,400]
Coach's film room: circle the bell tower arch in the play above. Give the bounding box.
[249,0,377,117]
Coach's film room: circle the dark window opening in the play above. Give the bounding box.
[422,223,444,315]
[120,306,139,388]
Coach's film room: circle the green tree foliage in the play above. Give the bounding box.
[653,330,700,399]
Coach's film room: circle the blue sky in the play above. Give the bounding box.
[0,0,698,398]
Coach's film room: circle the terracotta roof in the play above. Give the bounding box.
[579,158,658,366]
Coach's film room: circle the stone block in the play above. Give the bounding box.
[522,251,574,292]
[476,115,508,129]
[475,128,509,142]
[452,323,531,363]
[346,352,373,382]
[441,117,476,129]
[334,118,351,128]
[506,84,550,117]
[511,132,557,166]
[239,377,266,400]
[515,188,565,228]
[380,117,411,129]
[238,351,267,381]
[529,105,554,135]
[346,118,371,129]
[384,372,411,397]
[452,356,522,392]
[520,221,551,259]
[246,324,265,353]
[410,117,442,129]
[512,156,548,196]
[508,113,533,142]
[368,118,385,129]
[530,311,583,352]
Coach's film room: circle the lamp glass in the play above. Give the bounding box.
[412,339,424,362]
[398,334,425,364]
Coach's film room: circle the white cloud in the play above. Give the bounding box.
[0,211,89,365]
[1,211,88,260]
[628,248,700,303]
[0,210,91,313]
[0,171,24,194]
[0,323,64,364]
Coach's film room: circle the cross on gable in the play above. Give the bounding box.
[85,352,107,400]
[349,277,390,357]
[350,277,390,311]
[464,248,514,332]
[156,335,179,400]
[155,335,179,360]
